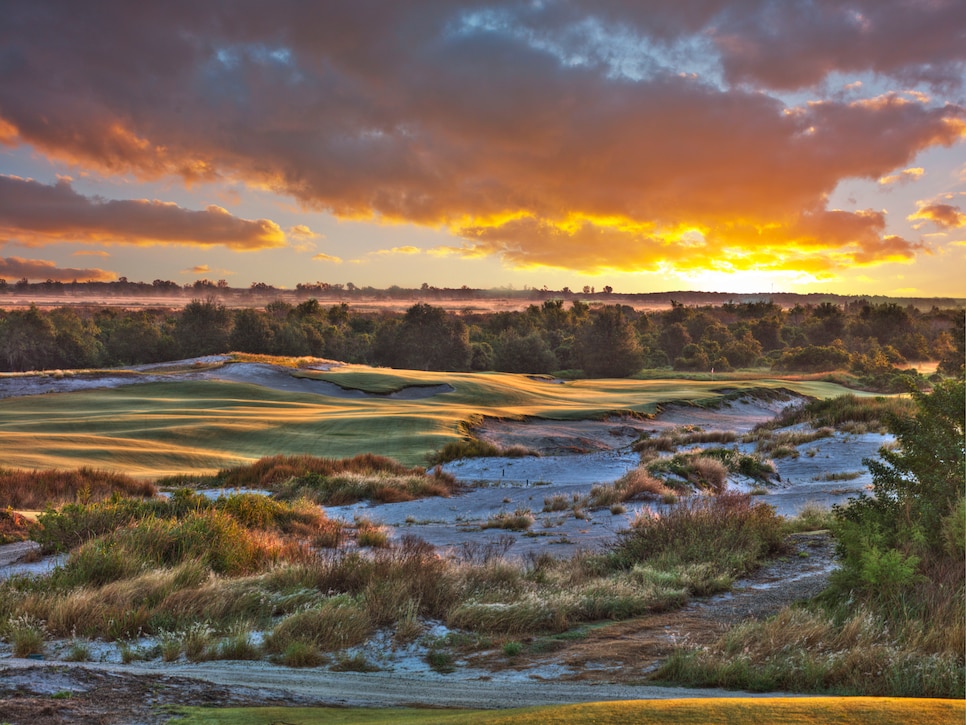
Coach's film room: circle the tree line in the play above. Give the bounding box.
[0,298,961,388]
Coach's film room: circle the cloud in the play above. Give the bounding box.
[708,0,966,90]
[184,264,210,275]
[312,253,342,263]
[0,3,963,279]
[878,167,924,187]
[909,202,966,229]
[373,246,421,256]
[0,256,116,282]
[289,224,322,239]
[72,249,111,257]
[0,176,287,250]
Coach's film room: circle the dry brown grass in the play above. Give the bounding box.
[0,467,155,509]
[688,456,729,493]
[589,467,673,508]
[0,509,32,543]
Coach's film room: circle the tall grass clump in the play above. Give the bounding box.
[163,454,458,504]
[588,468,673,508]
[747,428,835,458]
[609,493,788,578]
[33,490,333,554]
[428,438,538,465]
[52,510,301,587]
[633,427,737,457]
[264,595,373,654]
[0,467,155,509]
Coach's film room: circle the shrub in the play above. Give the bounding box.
[831,379,965,605]
[481,509,534,531]
[609,493,787,577]
[265,596,372,653]
[4,614,46,657]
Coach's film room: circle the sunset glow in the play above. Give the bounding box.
[0,2,964,295]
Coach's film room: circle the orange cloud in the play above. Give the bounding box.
[0,256,115,282]
[184,264,210,274]
[0,176,286,250]
[909,202,966,229]
[878,167,924,186]
[373,246,421,256]
[289,224,322,239]
[312,253,342,263]
[72,249,111,257]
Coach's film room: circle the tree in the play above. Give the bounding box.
[577,305,644,377]
[493,331,557,374]
[49,308,103,368]
[832,377,965,598]
[381,303,471,371]
[229,308,273,353]
[103,312,167,365]
[0,305,57,371]
[174,298,231,357]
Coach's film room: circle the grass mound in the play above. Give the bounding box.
[760,393,913,433]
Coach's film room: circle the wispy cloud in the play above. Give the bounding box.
[312,253,342,263]
[878,167,925,187]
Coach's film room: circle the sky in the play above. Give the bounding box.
[1,1,965,297]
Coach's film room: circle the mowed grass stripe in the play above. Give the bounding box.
[0,368,876,476]
[169,697,965,725]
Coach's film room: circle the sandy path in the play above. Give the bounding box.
[0,657,786,711]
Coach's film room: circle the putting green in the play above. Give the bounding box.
[0,364,874,477]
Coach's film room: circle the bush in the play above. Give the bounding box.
[609,493,787,577]
[831,379,965,605]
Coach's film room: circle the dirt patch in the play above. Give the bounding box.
[0,665,311,725]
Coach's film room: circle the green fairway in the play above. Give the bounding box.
[0,364,876,477]
[169,698,964,725]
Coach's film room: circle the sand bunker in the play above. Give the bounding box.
[0,359,455,401]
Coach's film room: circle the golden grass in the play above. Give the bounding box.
[168,698,966,725]
[0,364,871,477]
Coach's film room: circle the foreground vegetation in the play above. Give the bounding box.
[169,698,966,725]
[0,489,786,659]
[654,378,966,699]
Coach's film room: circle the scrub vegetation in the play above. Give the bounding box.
[654,378,965,698]
[1,488,787,663]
